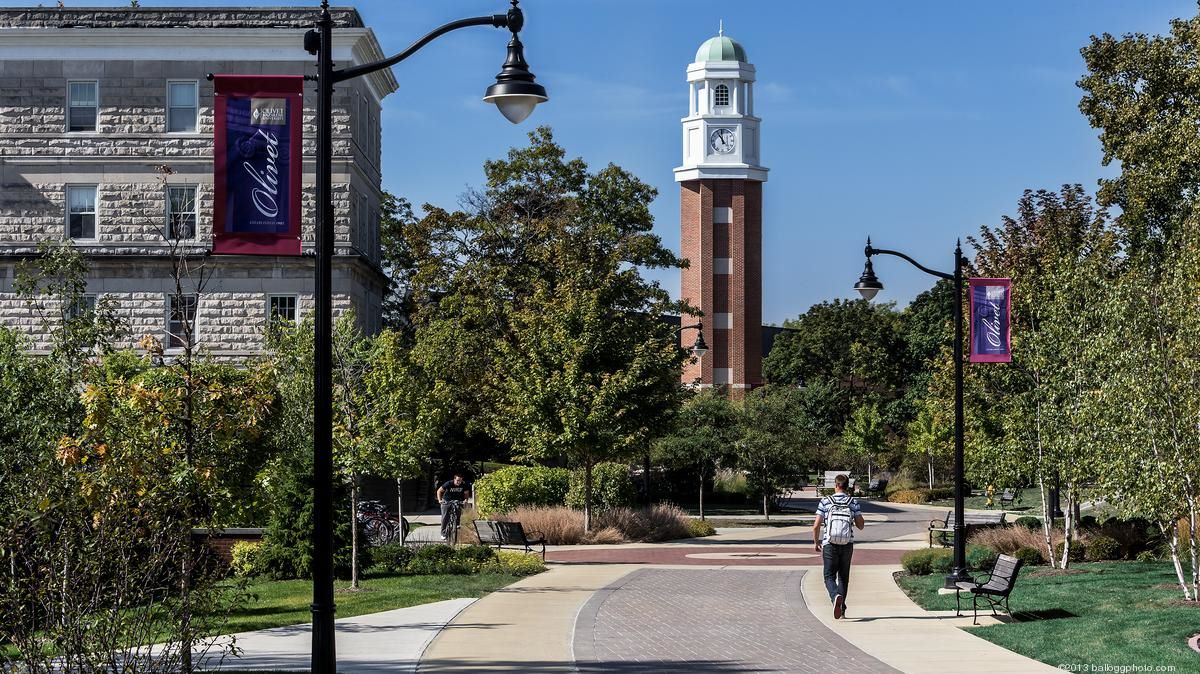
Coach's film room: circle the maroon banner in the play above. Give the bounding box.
[969,278,1012,363]
[213,75,303,256]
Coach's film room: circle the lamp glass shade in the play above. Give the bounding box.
[487,93,544,124]
[690,329,708,360]
[855,284,881,301]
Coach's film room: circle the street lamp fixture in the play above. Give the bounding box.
[854,237,971,589]
[680,321,708,360]
[303,4,546,673]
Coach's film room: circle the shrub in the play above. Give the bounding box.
[454,544,498,565]
[1053,540,1086,563]
[970,524,1053,555]
[926,487,955,501]
[230,541,263,578]
[901,548,952,575]
[636,504,692,542]
[583,527,626,544]
[967,544,998,571]
[712,469,748,495]
[687,519,717,538]
[566,463,637,513]
[1100,518,1154,558]
[493,550,546,576]
[1085,535,1121,562]
[406,543,477,575]
[474,465,571,517]
[371,542,414,574]
[1014,546,1044,566]
[1078,515,1100,531]
[593,507,649,541]
[888,489,930,504]
[1136,550,1157,563]
[496,506,584,545]
[1014,516,1042,530]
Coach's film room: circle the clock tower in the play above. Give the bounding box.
[676,28,767,391]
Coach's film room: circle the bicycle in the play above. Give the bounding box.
[357,500,409,545]
[441,499,465,544]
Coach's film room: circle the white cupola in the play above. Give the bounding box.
[674,25,767,183]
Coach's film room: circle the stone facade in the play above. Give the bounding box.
[0,7,397,356]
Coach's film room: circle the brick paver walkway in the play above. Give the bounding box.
[548,544,905,566]
[573,568,900,674]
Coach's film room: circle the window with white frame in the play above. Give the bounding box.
[167,80,198,133]
[166,185,197,239]
[713,84,730,107]
[66,294,97,322]
[268,295,297,324]
[67,186,97,239]
[67,81,98,132]
[167,294,198,349]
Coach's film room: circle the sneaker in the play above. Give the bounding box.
[842,603,849,618]
[440,534,447,541]
[833,594,844,620]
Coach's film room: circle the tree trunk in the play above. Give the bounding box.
[698,463,705,521]
[1160,521,1194,601]
[1059,485,1074,569]
[1038,475,1057,569]
[396,477,406,543]
[584,459,593,533]
[350,478,359,590]
[927,455,934,492]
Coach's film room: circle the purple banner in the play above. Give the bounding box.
[213,75,302,256]
[969,278,1012,363]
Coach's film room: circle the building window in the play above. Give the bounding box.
[166,186,197,239]
[268,295,297,324]
[167,294,198,349]
[67,186,97,239]
[714,84,730,107]
[167,80,198,133]
[66,294,97,322]
[67,81,98,132]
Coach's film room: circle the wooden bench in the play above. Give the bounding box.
[955,553,1024,624]
[473,520,547,560]
[928,511,1006,547]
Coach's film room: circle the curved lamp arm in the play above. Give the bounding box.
[333,11,513,83]
[865,241,953,281]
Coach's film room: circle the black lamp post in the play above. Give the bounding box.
[855,237,972,589]
[303,4,545,672]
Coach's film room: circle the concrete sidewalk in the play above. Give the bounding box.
[801,565,1061,673]
[203,598,474,673]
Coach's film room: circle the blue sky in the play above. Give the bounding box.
[44,1,1196,322]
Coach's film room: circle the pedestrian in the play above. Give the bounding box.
[812,474,865,619]
[436,472,472,541]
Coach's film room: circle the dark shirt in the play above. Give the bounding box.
[440,481,471,502]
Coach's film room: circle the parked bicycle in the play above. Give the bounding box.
[356,500,409,545]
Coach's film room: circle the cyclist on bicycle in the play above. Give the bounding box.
[436,472,472,541]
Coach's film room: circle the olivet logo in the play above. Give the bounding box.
[250,98,287,125]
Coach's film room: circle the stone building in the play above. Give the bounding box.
[0,6,396,357]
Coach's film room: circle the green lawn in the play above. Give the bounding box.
[897,561,1199,670]
[220,571,523,635]
[926,494,1042,514]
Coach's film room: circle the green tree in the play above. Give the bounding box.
[403,128,689,530]
[653,389,740,520]
[841,402,886,486]
[906,404,951,491]
[735,385,828,518]
[1079,11,1200,255]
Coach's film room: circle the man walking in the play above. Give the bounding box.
[436,472,472,542]
[813,474,865,619]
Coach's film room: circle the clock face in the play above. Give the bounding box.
[709,128,736,155]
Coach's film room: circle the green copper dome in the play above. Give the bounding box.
[695,34,747,63]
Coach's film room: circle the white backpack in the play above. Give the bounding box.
[825,494,855,545]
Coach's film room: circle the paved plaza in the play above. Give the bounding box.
[214,496,1060,673]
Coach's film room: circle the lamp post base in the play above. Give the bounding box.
[943,567,973,589]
